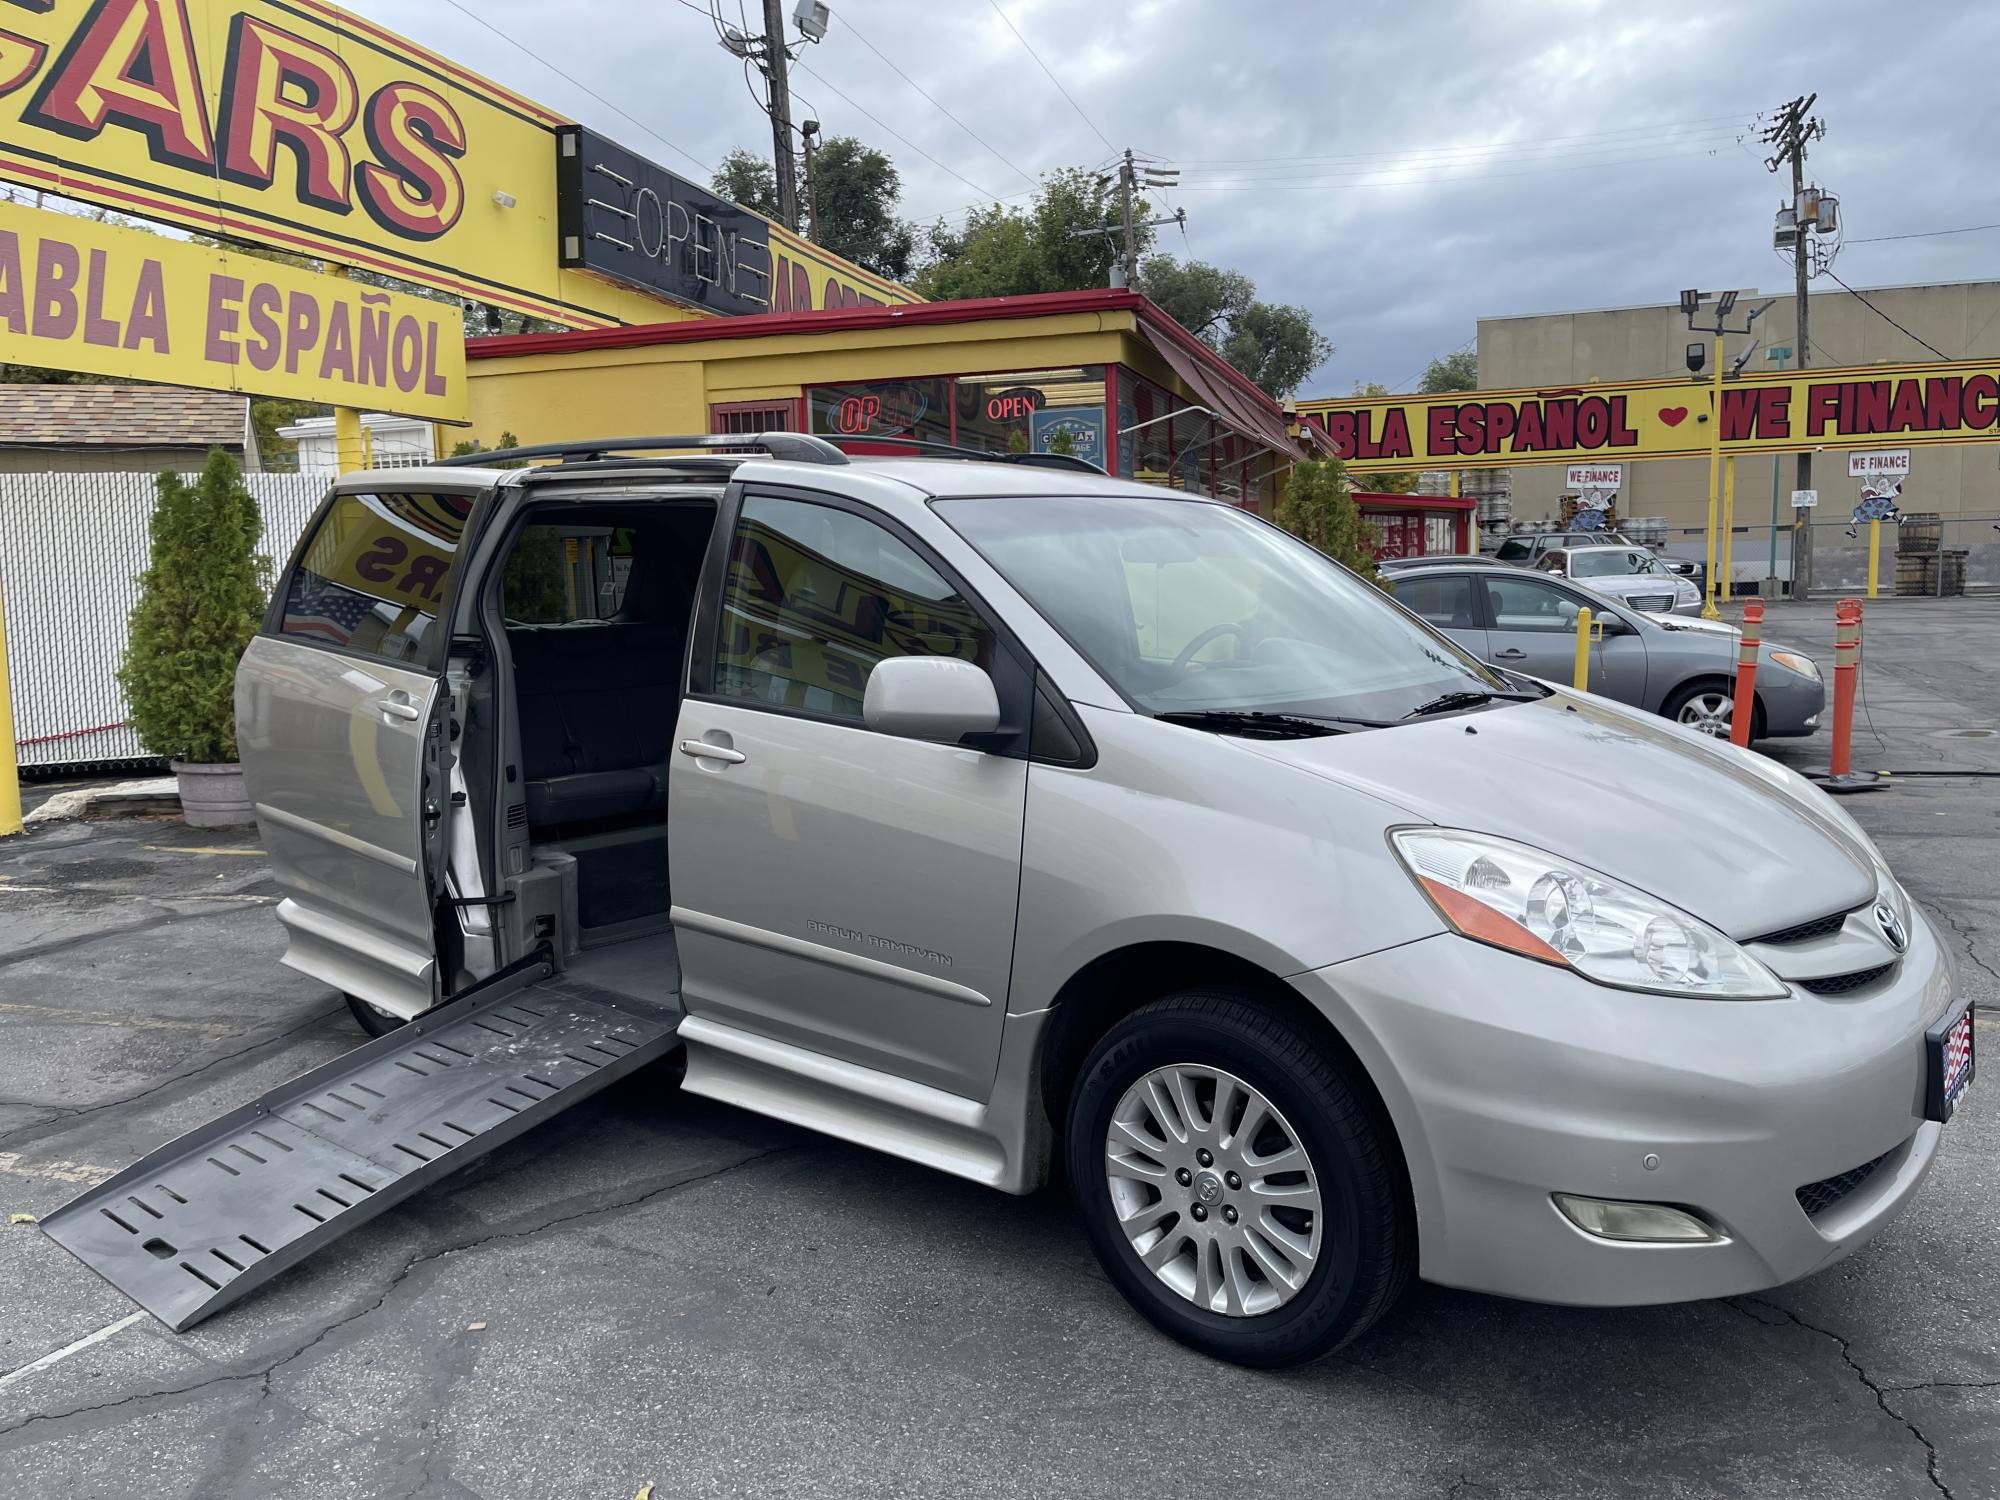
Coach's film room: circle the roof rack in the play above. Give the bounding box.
[433,433,848,468]
[827,436,1107,474]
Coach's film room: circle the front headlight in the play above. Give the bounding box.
[1768,648,1820,681]
[1391,828,1788,998]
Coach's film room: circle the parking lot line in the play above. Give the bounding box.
[0,1311,147,1392]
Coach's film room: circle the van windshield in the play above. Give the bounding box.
[937,496,1510,723]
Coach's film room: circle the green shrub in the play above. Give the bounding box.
[118,448,270,764]
[1275,458,1384,587]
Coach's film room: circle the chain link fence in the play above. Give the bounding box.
[1646,513,1999,598]
[1,471,326,771]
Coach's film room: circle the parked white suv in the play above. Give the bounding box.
[223,435,1968,1365]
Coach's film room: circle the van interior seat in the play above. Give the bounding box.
[508,622,683,826]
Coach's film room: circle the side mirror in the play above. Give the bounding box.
[863,657,1001,743]
[1598,613,1636,636]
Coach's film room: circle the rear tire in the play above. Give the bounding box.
[343,992,407,1037]
[1065,990,1411,1367]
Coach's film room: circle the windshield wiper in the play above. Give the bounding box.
[1154,709,1363,739]
[1402,687,1542,720]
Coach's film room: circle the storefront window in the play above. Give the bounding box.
[953,366,1108,464]
[809,378,952,446]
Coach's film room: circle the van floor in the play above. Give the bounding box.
[554,930,682,1010]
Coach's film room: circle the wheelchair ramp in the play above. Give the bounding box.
[42,951,682,1331]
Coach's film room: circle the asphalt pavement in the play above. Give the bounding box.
[1,596,1996,1500]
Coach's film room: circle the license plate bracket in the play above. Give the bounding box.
[1925,1001,1976,1123]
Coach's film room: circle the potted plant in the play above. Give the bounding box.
[118,448,269,826]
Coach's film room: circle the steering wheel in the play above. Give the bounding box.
[1171,622,1247,674]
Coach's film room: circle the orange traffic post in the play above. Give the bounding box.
[1820,597,1881,792]
[1729,597,1763,747]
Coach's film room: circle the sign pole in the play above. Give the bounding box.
[1721,455,1737,607]
[0,569,21,838]
[1867,518,1881,599]
[328,266,367,475]
[1702,334,1724,619]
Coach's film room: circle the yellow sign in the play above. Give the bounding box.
[0,198,466,420]
[1299,359,2000,473]
[0,0,684,329]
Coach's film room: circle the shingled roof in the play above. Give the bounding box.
[0,385,248,448]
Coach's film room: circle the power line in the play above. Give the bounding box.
[440,0,711,176]
[1170,129,1745,183]
[1173,113,1756,167]
[792,59,1001,203]
[835,14,1038,191]
[1821,266,1954,361]
[1170,145,1734,191]
[984,0,1115,154]
[1846,221,2000,246]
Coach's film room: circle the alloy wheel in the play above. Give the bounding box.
[1104,1064,1322,1317]
[1677,691,1734,737]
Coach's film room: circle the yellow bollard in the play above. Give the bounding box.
[1573,605,1594,692]
[1701,333,1724,619]
[1867,518,1881,599]
[0,571,21,838]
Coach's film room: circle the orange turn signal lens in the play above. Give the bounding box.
[1418,876,1569,967]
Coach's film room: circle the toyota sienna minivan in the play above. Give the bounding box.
[233,434,1972,1366]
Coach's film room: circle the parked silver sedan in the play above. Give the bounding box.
[1535,545,1703,615]
[1385,563,1823,739]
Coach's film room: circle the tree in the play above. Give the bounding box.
[1418,348,1479,394]
[1275,458,1382,586]
[118,449,270,763]
[807,136,916,281]
[713,149,780,220]
[1135,256,1333,398]
[912,168,1140,300]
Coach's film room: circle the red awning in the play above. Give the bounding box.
[1135,313,1302,458]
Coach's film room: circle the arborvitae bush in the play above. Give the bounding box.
[118,448,269,764]
[1275,458,1384,587]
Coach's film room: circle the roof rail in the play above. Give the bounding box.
[826,435,1107,475]
[433,433,848,468]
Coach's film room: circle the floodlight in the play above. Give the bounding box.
[1680,289,1701,316]
[794,0,831,41]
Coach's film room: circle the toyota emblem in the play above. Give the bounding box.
[1874,903,1908,953]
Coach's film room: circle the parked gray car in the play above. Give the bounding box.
[1494,527,1706,591]
[53,436,1966,1371]
[1385,562,1823,738]
[1535,544,1703,615]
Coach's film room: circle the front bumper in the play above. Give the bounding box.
[1758,663,1826,736]
[1292,911,1956,1307]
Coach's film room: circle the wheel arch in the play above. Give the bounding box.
[1034,940,1417,1239]
[1660,672,1765,738]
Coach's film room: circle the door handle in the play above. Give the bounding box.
[679,738,746,765]
[1493,649,1528,660]
[374,697,421,721]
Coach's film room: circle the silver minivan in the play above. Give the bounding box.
[230,435,1970,1366]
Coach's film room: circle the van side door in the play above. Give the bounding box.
[235,484,486,1018]
[668,486,1032,1101]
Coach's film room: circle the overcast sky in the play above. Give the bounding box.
[381,0,1999,396]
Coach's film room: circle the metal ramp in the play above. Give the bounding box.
[42,950,682,1331]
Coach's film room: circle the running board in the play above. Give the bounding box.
[42,951,682,1331]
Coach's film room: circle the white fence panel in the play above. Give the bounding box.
[1,471,326,769]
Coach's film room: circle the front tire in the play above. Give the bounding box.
[344,991,407,1037]
[1663,678,1763,741]
[1065,991,1411,1367]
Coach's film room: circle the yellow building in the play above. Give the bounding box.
[461,289,1301,510]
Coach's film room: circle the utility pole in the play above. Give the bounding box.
[1117,149,1137,288]
[1100,151,1180,287]
[762,0,800,231]
[1762,93,1825,598]
[801,118,820,240]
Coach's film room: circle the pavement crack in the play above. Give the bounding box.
[1731,1296,1955,1498]
[0,1143,804,1444]
[0,1001,345,1150]
[0,901,269,972]
[1932,907,1999,993]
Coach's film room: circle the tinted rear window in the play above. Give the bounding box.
[277,490,475,665]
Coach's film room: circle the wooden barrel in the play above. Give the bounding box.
[1898,513,1941,555]
[1895,553,1936,595]
[1941,548,1968,597]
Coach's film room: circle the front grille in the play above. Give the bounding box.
[1798,964,1895,996]
[1796,1146,1898,1219]
[1752,909,1852,945]
[1629,594,1675,612]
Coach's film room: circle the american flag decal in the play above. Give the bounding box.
[1928,1004,1977,1122]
